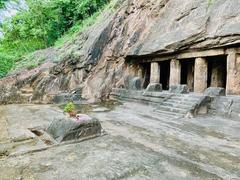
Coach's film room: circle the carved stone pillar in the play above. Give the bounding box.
[226,49,240,95]
[150,62,160,83]
[194,57,208,93]
[169,59,181,86]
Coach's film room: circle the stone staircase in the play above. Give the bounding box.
[154,93,209,118]
[20,86,34,102]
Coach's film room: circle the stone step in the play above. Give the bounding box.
[168,99,199,104]
[157,105,188,114]
[20,94,33,102]
[154,109,184,118]
[21,88,33,94]
[21,94,32,97]
[166,99,196,106]
[172,96,201,101]
[161,102,193,109]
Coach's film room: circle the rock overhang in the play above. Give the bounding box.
[127,0,240,58]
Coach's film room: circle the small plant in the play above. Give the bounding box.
[64,102,77,117]
[64,102,75,113]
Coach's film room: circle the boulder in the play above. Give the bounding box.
[145,83,162,92]
[46,117,102,143]
[169,85,189,94]
[204,87,225,96]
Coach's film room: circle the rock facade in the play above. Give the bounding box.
[1,0,240,103]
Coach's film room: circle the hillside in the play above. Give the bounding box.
[1,0,240,103]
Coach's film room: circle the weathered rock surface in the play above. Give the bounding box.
[47,118,102,143]
[129,0,240,56]
[145,83,162,92]
[1,0,240,103]
[0,102,240,179]
[210,95,240,119]
[169,85,189,94]
[204,87,225,96]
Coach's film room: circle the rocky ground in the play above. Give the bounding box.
[0,101,239,179]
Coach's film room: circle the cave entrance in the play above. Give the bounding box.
[207,55,227,89]
[180,59,195,91]
[160,60,170,90]
[141,63,151,89]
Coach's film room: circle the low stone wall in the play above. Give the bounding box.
[210,96,240,119]
[110,88,171,104]
[110,88,172,104]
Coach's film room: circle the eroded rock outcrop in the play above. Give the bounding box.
[1,0,240,104]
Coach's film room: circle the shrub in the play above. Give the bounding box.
[0,0,7,8]
[64,102,75,113]
[0,0,110,77]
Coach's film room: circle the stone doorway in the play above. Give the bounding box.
[207,55,227,89]
[160,60,170,90]
[180,59,195,91]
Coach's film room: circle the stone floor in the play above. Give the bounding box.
[0,102,240,179]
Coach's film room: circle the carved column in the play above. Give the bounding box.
[150,62,160,83]
[226,49,240,95]
[194,57,208,93]
[169,59,181,86]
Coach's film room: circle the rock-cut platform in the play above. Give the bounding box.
[0,102,239,179]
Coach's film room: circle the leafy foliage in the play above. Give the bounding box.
[0,0,7,8]
[64,102,75,113]
[0,0,109,77]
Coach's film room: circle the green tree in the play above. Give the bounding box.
[0,0,109,77]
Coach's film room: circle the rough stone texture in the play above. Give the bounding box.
[169,59,181,86]
[204,87,225,96]
[128,77,142,90]
[145,83,162,92]
[129,0,240,56]
[2,0,240,102]
[0,103,240,179]
[169,85,189,94]
[52,90,82,104]
[210,96,240,119]
[194,57,208,93]
[150,62,160,83]
[0,106,9,143]
[111,88,166,104]
[46,118,102,143]
[226,50,240,95]
[211,61,225,88]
